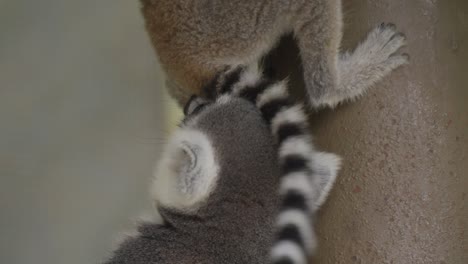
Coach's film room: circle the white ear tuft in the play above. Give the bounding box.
[152,129,219,211]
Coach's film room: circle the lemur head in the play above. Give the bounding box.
[153,87,277,213]
[106,65,341,264]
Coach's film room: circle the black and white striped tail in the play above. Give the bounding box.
[215,64,341,264]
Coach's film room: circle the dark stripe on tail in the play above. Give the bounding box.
[277,123,304,144]
[238,78,273,103]
[281,191,308,212]
[219,67,243,95]
[260,98,293,124]
[281,155,309,175]
[277,224,305,250]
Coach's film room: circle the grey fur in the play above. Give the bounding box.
[105,98,279,264]
[104,66,342,263]
[141,0,408,108]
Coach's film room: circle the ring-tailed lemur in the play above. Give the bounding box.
[141,0,408,108]
[103,65,340,264]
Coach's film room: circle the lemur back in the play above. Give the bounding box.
[107,97,279,263]
[141,0,408,108]
[104,65,340,263]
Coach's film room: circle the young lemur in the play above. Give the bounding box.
[104,65,341,264]
[141,0,408,108]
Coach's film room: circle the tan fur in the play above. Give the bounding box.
[141,0,408,107]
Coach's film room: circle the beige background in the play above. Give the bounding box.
[0,1,167,263]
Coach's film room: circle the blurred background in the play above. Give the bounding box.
[1,1,467,264]
[0,1,167,263]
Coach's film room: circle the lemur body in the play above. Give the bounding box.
[104,66,340,264]
[141,0,408,108]
[105,1,410,262]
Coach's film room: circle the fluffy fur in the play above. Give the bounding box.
[103,65,341,263]
[152,129,220,211]
[105,84,280,263]
[216,65,341,263]
[140,0,408,108]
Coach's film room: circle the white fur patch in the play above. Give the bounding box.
[152,129,219,211]
[277,209,317,253]
[216,94,231,104]
[271,241,307,264]
[232,64,263,94]
[312,152,342,208]
[279,136,315,159]
[271,105,307,135]
[256,80,289,108]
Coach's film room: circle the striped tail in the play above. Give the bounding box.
[213,64,341,264]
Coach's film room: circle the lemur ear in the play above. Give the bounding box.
[173,142,199,182]
[152,130,219,211]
